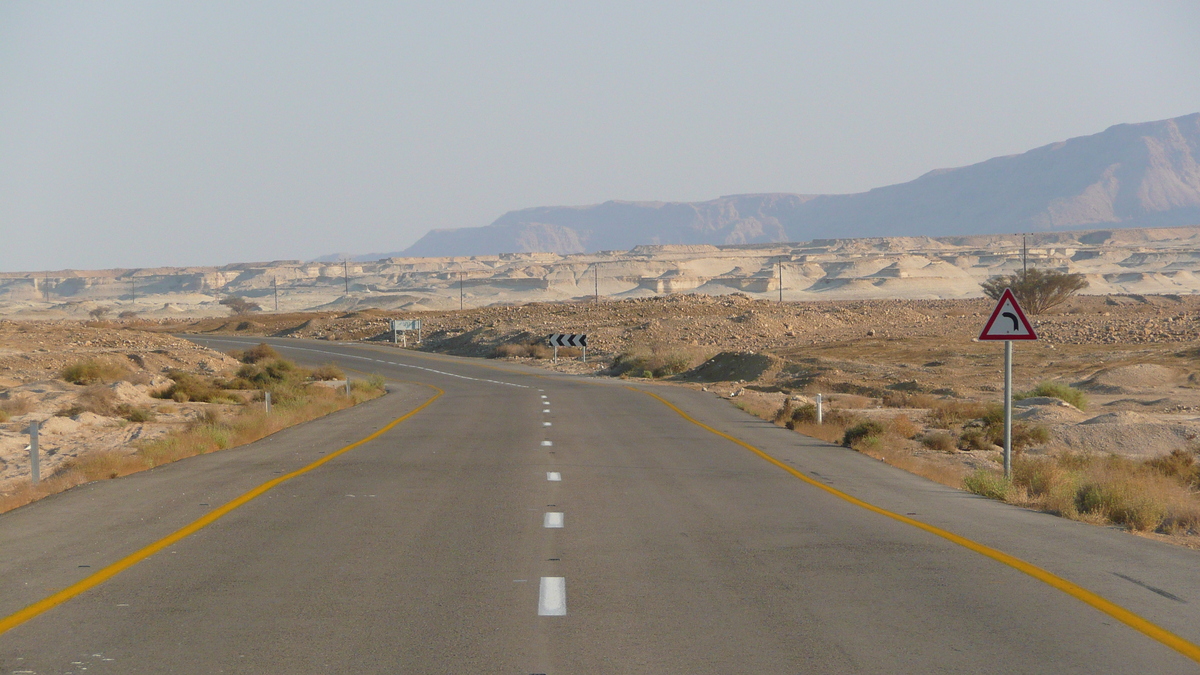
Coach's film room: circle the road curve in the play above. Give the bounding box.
[1,336,1199,674]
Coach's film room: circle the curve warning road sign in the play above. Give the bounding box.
[979,288,1037,340]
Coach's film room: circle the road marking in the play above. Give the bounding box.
[538,577,567,616]
[547,472,561,481]
[634,386,1200,665]
[543,422,552,427]
[542,409,550,413]
[541,440,553,447]
[0,385,446,637]
[541,395,547,399]
[544,512,564,528]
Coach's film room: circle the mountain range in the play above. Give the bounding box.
[328,112,1200,260]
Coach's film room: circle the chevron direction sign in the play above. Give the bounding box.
[549,333,587,348]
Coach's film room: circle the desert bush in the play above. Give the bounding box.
[61,359,130,385]
[822,408,862,427]
[88,306,111,319]
[220,296,262,315]
[154,371,226,403]
[118,310,139,319]
[926,400,991,429]
[887,414,920,439]
[882,391,940,408]
[842,420,886,447]
[787,404,818,429]
[117,404,156,423]
[611,348,694,378]
[1144,448,1200,489]
[365,374,387,391]
[964,469,1010,500]
[921,431,957,452]
[981,268,1088,314]
[309,363,345,381]
[0,395,34,417]
[1015,381,1088,410]
[0,410,7,423]
[228,343,280,364]
[493,343,531,358]
[772,400,793,425]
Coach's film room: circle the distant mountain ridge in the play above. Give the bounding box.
[355,113,1200,260]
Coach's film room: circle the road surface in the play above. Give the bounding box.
[2,337,1199,674]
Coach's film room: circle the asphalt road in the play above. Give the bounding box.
[2,337,1199,674]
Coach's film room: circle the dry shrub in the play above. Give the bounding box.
[309,363,345,381]
[493,343,530,358]
[154,371,227,403]
[0,410,7,423]
[60,359,130,385]
[1,375,388,515]
[57,385,118,417]
[882,391,940,408]
[611,347,697,378]
[0,394,35,417]
[830,395,873,409]
[927,400,991,429]
[843,420,885,447]
[921,431,957,453]
[887,415,919,439]
[228,343,279,364]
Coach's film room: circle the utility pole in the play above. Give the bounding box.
[273,276,279,312]
[1022,235,1028,278]
[778,261,783,303]
[459,272,464,311]
[343,260,349,296]
[130,277,136,303]
[594,262,600,304]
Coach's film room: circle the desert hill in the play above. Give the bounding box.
[1,226,1198,318]
[398,113,1200,257]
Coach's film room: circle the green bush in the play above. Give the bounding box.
[964,469,1010,500]
[1015,381,1087,410]
[842,420,885,447]
[118,404,156,423]
[921,431,957,452]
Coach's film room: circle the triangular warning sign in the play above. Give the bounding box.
[978,288,1038,340]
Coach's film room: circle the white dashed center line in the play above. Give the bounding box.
[547,472,561,481]
[538,577,567,616]
[543,512,564,528]
[543,422,552,427]
[541,440,553,447]
[542,409,551,413]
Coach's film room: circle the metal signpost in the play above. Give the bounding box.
[978,288,1037,479]
[548,333,588,363]
[391,319,422,346]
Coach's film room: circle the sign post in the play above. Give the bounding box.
[548,334,589,364]
[391,320,422,347]
[978,288,1037,479]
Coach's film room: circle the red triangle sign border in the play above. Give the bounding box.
[978,288,1038,341]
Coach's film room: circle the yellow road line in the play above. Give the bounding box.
[634,386,1200,665]
[0,384,444,637]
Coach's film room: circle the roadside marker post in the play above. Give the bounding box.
[264,391,272,414]
[28,422,39,485]
[815,394,823,424]
[978,288,1038,479]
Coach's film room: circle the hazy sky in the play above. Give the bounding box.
[2,1,1198,272]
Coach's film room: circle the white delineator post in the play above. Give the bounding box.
[345,378,351,396]
[815,394,823,425]
[28,421,40,485]
[265,390,272,414]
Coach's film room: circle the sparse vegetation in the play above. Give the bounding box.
[492,342,554,359]
[118,310,139,319]
[981,268,1088,314]
[0,370,388,515]
[1014,380,1088,410]
[310,363,345,381]
[153,371,229,403]
[842,420,886,447]
[220,296,262,315]
[88,306,111,320]
[965,449,1200,535]
[611,347,696,378]
[60,359,130,385]
[228,342,279,364]
[921,431,957,452]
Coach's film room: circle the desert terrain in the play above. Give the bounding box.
[2,227,1199,319]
